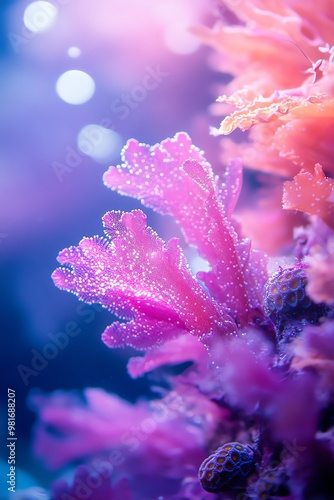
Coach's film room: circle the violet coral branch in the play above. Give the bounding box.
[103,132,268,325]
[52,209,234,349]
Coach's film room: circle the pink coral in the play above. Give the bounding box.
[305,237,334,305]
[236,183,305,255]
[282,164,334,304]
[30,386,228,497]
[53,208,233,350]
[219,93,334,175]
[292,321,334,390]
[30,389,151,469]
[103,132,268,325]
[53,133,268,354]
[214,330,279,414]
[127,334,207,379]
[283,163,334,228]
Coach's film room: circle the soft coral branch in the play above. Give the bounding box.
[52,209,233,350]
[306,236,334,306]
[103,132,267,325]
[283,163,334,229]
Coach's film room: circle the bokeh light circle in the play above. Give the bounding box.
[55,70,95,105]
[77,125,123,162]
[23,1,58,33]
[67,47,81,58]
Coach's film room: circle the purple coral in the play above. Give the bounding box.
[198,442,256,493]
[52,466,131,500]
[52,207,233,351]
[6,0,334,498]
[103,132,268,326]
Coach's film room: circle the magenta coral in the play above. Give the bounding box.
[53,133,269,356]
[103,132,268,325]
[53,207,230,350]
[46,128,334,498]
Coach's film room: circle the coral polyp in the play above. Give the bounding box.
[264,264,332,343]
[199,442,256,493]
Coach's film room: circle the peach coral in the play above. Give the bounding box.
[283,163,334,228]
[306,237,334,306]
[198,0,334,176]
[291,321,334,388]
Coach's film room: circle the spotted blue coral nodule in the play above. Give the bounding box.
[263,264,330,343]
[198,442,256,493]
[247,466,290,499]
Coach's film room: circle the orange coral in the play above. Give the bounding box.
[283,163,334,228]
[199,1,334,177]
[219,93,334,175]
[236,184,305,255]
[219,93,324,135]
[195,25,309,95]
[219,93,334,134]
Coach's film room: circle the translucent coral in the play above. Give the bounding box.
[52,208,232,350]
[292,321,334,392]
[103,132,268,325]
[283,163,334,228]
[30,386,228,498]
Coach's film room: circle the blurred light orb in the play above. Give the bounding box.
[77,125,123,163]
[164,23,200,54]
[23,1,58,33]
[56,70,95,105]
[68,47,81,58]
[189,254,210,274]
